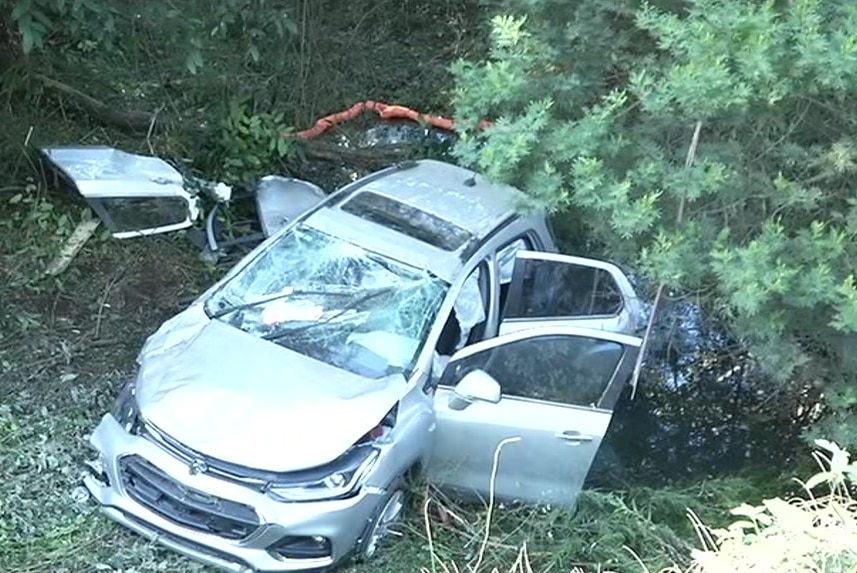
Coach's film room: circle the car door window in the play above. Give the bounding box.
[505,257,623,319]
[440,332,627,408]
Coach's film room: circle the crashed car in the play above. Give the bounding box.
[82,158,643,573]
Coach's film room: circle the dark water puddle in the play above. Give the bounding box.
[591,298,814,487]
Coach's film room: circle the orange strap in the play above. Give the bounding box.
[293,100,492,140]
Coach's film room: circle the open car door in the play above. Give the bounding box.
[41,146,200,238]
[499,250,641,336]
[427,326,641,506]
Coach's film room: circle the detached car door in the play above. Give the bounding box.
[427,326,640,506]
[41,147,201,238]
[498,250,641,336]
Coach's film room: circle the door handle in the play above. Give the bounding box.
[555,431,594,442]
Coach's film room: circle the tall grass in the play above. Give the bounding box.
[416,440,857,573]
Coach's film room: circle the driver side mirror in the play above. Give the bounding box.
[448,369,501,411]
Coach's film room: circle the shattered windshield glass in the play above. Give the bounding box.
[205,226,449,379]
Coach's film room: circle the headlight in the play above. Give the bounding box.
[111,377,140,434]
[267,446,380,502]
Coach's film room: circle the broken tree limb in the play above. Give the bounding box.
[33,72,156,133]
[45,216,101,276]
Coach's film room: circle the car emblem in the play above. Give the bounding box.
[188,459,208,475]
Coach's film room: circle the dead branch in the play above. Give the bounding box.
[32,72,156,133]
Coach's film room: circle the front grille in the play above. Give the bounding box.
[139,424,267,491]
[119,455,260,540]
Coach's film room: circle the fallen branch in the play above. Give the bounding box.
[44,216,101,276]
[33,72,156,133]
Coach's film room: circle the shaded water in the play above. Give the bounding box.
[594,298,814,486]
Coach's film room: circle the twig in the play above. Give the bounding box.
[94,269,124,339]
[146,104,163,155]
[630,121,702,398]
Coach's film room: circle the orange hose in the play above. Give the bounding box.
[292,100,492,140]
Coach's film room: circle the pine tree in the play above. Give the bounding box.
[453,0,857,448]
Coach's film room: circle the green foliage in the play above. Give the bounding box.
[0,184,96,288]
[452,0,857,449]
[209,0,298,65]
[209,98,296,182]
[8,0,118,54]
[690,439,857,572]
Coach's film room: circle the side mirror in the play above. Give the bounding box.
[41,146,200,238]
[448,369,501,411]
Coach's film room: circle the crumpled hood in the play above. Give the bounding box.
[135,307,403,472]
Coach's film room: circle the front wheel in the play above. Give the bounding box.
[356,478,406,561]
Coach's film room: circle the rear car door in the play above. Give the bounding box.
[427,326,641,506]
[498,251,641,336]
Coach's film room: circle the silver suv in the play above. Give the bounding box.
[82,159,643,572]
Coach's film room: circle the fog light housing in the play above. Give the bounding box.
[267,535,331,560]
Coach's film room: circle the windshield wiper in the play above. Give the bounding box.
[262,286,396,340]
[208,287,357,320]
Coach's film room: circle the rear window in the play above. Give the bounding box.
[341,191,472,251]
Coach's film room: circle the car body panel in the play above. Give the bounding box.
[255,175,326,237]
[136,318,407,472]
[342,159,524,239]
[41,146,201,238]
[427,326,641,506]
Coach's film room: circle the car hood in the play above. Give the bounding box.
[134,305,404,472]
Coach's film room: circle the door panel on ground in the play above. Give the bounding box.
[40,146,200,238]
[427,327,641,506]
[499,251,640,336]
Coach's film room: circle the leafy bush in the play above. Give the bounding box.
[688,439,857,573]
[208,98,296,182]
[450,0,857,451]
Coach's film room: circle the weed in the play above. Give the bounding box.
[208,97,297,182]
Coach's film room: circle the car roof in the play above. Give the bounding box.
[352,159,524,237]
[303,160,529,282]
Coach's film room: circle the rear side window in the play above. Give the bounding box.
[507,260,623,319]
[341,192,472,251]
[89,196,190,233]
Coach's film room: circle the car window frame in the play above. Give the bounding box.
[438,325,641,411]
[422,257,491,393]
[502,252,627,322]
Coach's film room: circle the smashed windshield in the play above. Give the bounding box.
[205,226,448,379]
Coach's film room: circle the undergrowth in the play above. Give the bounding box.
[416,440,857,573]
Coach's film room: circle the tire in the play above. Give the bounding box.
[355,476,407,562]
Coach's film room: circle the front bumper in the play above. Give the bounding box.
[83,414,384,572]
